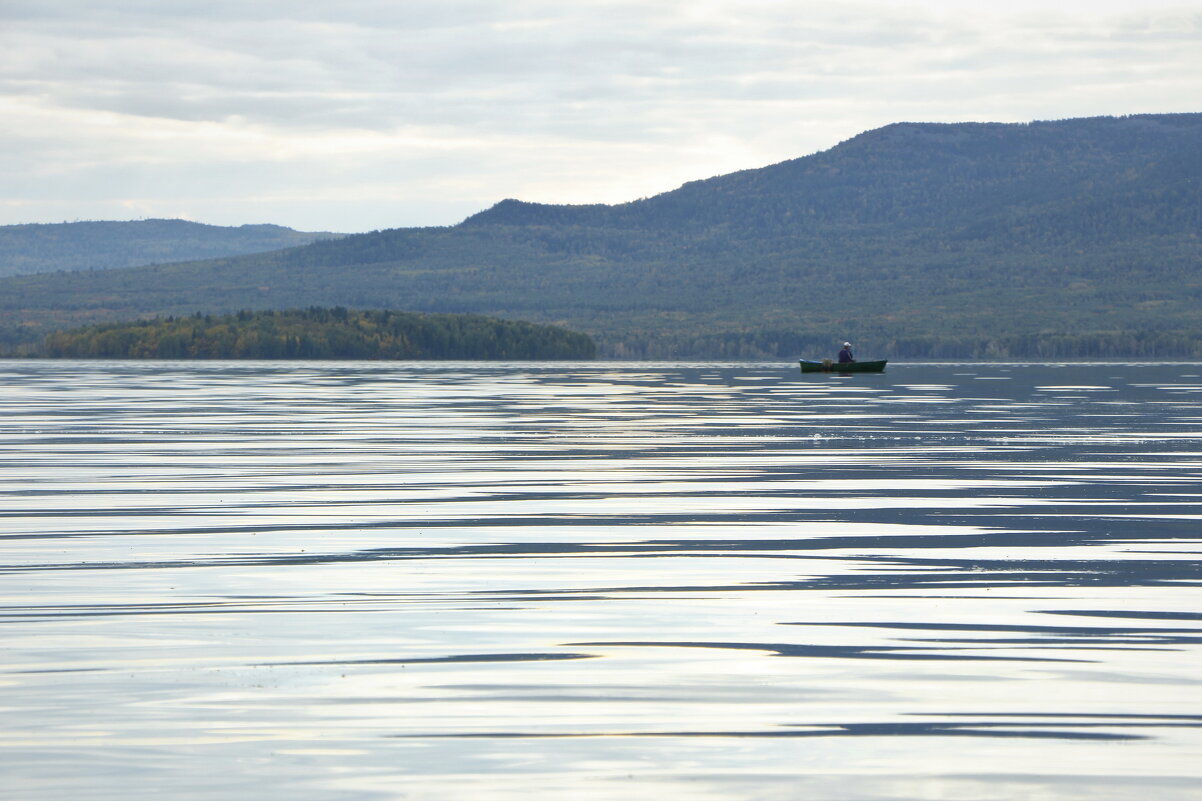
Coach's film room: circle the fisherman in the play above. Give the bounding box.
[838,342,855,363]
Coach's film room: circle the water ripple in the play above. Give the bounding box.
[2,360,1201,800]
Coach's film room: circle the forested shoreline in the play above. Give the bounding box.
[35,308,596,360]
[598,330,1202,360]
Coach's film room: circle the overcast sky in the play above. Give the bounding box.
[2,0,1200,232]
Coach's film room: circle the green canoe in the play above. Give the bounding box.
[799,359,888,373]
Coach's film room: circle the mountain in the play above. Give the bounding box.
[3,114,1201,358]
[0,219,345,277]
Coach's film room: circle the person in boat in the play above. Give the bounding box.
[838,342,855,363]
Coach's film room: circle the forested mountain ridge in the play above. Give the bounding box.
[3,114,1200,358]
[0,219,345,277]
[463,114,1202,241]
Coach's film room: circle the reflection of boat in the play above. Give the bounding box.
[799,359,888,373]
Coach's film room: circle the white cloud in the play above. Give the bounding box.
[1,0,1200,231]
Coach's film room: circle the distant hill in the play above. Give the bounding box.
[0,219,345,277]
[36,307,595,360]
[2,114,1200,358]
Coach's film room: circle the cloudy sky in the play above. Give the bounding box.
[2,0,1200,233]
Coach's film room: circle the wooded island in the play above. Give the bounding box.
[38,308,596,360]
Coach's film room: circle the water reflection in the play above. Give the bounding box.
[1,360,1201,800]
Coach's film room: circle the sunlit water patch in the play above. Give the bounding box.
[1,360,1200,800]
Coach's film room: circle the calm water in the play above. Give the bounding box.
[2,360,1201,800]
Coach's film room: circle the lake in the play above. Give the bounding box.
[2,360,1200,800]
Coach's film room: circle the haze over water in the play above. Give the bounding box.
[2,360,1200,800]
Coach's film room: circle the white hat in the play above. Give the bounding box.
[843,342,851,347]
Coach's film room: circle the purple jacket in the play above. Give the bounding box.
[838,347,854,363]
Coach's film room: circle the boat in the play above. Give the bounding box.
[799,359,887,373]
